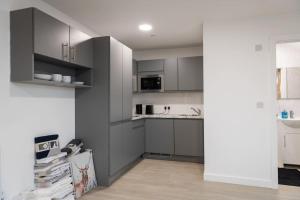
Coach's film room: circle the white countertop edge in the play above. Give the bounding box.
[132,114,203,121]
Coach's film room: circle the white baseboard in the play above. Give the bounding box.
[204,172,278,189]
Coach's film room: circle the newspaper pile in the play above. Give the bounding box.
[32,135,75,200]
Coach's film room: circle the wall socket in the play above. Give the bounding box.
[256,101,264,109]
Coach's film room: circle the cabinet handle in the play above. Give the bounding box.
[284,135,286,148]
[70,46,76,61]
[62,43,69,61]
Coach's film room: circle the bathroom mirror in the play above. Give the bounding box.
[277,67,300,99]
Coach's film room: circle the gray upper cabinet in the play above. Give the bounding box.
[132,59,137,75]
[132,59,138,93]
[110,38,133,122]
[11,8,93,88]
[174,119,204,157]
[122,46,133,120]
[164,58,178,91]
[145,119,174,154]
[69,27,93,68]
[178,56,203,91]
[138,59,164,73]
[34,9,69,61]
[110,38,123,123]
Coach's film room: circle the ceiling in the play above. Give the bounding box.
[42,0,300,50]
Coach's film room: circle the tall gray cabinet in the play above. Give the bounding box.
[76,36,136,186]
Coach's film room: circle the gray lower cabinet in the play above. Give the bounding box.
[174,119,204,157]
[138,59,164,73]
[34,8,70,61]
[110,120,143,176]
[110,123,125,176]
[145,119,174,154]
[132,120,145,160]
[164,58,178,91]
[69,27,93,68]
[178,56,203,91]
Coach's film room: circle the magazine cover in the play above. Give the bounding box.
[68,149,97,198]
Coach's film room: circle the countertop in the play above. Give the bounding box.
[132,114,203,121]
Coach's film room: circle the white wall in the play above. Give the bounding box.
[0,0,97,199]
[203,13,300,188]
[133,46,203,60]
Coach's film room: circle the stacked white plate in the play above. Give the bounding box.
[34,74,52,81]
[73,81,84,85]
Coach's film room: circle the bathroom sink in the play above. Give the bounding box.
[280,118,300,128]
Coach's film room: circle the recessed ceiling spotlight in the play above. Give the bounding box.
[139,24,153,32]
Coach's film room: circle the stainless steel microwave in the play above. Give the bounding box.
[138,74,164,92]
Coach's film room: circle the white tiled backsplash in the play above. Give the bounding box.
[132,92,204,117]
[133,92,203,105]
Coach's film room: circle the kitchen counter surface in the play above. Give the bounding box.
[132,114,203,121]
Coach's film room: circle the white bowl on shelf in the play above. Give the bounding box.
[52,74,63,82]
[62,76,72,83]
[34,74,52,81]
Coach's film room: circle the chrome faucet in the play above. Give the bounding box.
[191,107,201,116]
[290,110,294,119]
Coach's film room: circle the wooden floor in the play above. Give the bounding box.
[81,159,300,200]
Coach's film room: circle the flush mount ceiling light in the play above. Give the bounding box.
[139,24,153,32]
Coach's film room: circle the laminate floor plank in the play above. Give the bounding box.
[81,159,300,200]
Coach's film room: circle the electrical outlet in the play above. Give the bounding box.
[164,106,167,111]
[167,106,170,110]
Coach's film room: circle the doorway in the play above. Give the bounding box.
[276,41,300,187]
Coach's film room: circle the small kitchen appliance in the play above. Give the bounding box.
[136,104,143,115]
[145,105,154,115]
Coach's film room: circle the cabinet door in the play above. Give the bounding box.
[123,121,133,165]
[164,58,178,91]
[284,133,300,165]
[122,46,133,120]
[138,59,164,73]
[110,38,123,123]
[132,59,138,93]
[174,119,204,157]
[145,119,174,154]
[110,123,124,175]
[70,27,93,68]
[132,121,145,160]
[133,59,137,75]
[34,9,70,61]
[178,56,203,91]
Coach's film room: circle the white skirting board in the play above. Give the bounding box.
[0,148,3,200]
[204,172,277,189]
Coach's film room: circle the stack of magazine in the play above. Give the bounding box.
[32,135,75,200]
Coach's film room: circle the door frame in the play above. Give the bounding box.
[269,34,300,188]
